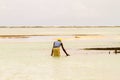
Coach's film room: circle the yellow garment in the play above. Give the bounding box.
[57,38,62,42]
[52,48,60,57]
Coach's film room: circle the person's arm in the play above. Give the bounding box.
[51,42,55,56]
[61,43,70,56]
[51,49,53,56]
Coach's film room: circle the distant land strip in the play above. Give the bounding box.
[0,34,101,38]
[0,26,120,28]
[0,34,100,36]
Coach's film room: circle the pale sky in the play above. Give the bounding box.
[0,0,120,26]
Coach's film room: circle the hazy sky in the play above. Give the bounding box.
[0,0,120,26]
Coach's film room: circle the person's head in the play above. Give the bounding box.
[57,38,62,42]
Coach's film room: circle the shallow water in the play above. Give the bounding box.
[0,42,120,80]
[0,27,120,48]
[0,27,120,80]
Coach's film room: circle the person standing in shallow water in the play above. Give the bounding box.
[51,39,70,57]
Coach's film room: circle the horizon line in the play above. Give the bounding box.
[0,26,120,28]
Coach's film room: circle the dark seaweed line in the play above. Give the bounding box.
[84,47,120,50]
